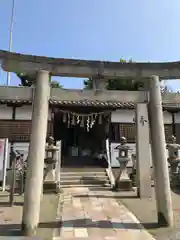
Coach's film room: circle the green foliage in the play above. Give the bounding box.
[83,58,171,91]
[83,58,144,90]
[51,80,63,88]
[17,73,63,88]
[17,73,34,87]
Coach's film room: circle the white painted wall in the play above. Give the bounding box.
[111,109,173,124]
[15,105,52,120]
[0,105,12,119]
[163,111,173,124]
[111,110,134,123]
[175,112,180,123]
[110,142,169,167]
[15,105,32,120]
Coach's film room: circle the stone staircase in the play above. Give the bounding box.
[60,168,111,189]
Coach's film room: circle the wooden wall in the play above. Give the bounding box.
[0,105,53,142]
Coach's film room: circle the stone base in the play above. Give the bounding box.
[170,173,180,187]
[43,181,57,193]
[113,180,132,191]
[129,172,136,187]
[56,183,62,193]
[21,222,37,236]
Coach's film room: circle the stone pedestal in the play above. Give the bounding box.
[114,158,132,191]
[113,138,133,191]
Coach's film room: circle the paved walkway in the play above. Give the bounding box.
[54,187,156,239]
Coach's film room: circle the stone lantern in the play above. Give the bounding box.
[166,135,180,186]
[113,136,132,191]
[43,136,60,192]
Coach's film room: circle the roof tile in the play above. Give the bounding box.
[0,99,180,110]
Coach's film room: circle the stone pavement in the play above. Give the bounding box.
[53,187,156,239]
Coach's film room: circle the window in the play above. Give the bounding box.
[110,123,135,143]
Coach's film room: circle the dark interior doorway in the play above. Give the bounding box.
[53,107,109,167]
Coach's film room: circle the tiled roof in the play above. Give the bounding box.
[0,99,180,110]
[49,100,135,108]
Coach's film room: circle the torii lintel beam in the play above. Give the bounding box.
[0,50,180,79]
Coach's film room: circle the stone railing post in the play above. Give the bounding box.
[55,140,62,192]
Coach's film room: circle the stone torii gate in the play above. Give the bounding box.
[0,50,178,236]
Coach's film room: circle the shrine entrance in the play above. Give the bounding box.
[53,107,110,167]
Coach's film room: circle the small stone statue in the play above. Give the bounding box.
[113,136,132,191]
[166,135,180,185]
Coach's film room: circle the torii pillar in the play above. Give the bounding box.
[148,75,173,227]
[135,103,152,198]
[22,70,50,236]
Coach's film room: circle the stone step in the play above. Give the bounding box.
[60,174,108,180]
[61,183,111,188]
[60,171,106,176]
[60,168,110,189]
[61,179,109,185]
[61,167,105,173]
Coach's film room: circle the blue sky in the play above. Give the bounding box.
[0,0,180,90]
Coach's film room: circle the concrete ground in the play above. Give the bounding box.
[117,187,180,240]
[0,189,59,239]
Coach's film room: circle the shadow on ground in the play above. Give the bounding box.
[0,201,23,207]
[0,221,60,237]
[74,194,138,199]
[0,218,158,237]
[59,218,159,230]
[0,224,22,237]
[171,187,180,196]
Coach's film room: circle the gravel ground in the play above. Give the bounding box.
[117,187,180,240]
[0,190,59,239]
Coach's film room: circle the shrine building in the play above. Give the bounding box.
[0,86,180,168]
